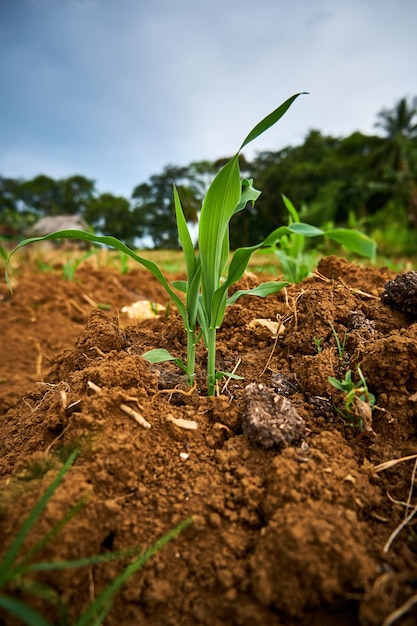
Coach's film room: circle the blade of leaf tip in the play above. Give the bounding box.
[239,92,309,151]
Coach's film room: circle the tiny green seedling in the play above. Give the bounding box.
[5,93,376,396]
[0,450,191,625]
[117,250,130,274]
[329,322,349,365]
[61,249,98,281]
[328,366,375,433]
[312,337,324,353]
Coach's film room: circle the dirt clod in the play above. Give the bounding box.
[241,383,306,449]
[381,271,417,318]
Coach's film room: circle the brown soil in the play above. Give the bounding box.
[1,255,417,626]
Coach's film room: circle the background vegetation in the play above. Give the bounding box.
[1,97,416,257]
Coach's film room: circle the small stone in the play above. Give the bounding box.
[241,383,306,450]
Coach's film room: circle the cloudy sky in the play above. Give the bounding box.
[1,0,416,198]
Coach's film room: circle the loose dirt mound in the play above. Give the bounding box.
[1,256,417,625]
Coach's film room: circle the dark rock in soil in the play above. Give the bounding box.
[381,271,417,318]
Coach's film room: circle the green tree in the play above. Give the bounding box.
[131,163,211,248]
[0,176,35,239]
[84,193,138,246]
[59,175,96,215]
[18,175,62,216]
[17,174,96,217]
[372,96,417,224]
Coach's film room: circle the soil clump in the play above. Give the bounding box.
[0,255,417,625]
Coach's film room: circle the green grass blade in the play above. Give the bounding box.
[0,450,78,582]
[19,546,142,575]
[325,228,377,258]
[17,497,87,570]
[74,518,192,626]
[239,93,307,150]
[0,595,53,626]
[12,578,62,605]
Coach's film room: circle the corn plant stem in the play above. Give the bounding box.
[206,327,217,396]
[186,329,197,386]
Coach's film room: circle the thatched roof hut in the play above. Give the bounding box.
[26,215,92,249]
[28,215,90,236]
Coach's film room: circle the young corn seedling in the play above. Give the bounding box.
[5,93,375,396]
[273,195,377,283]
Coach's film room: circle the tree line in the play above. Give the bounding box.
[1,96,416,255]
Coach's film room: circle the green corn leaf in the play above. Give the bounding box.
[197,297,209,344]
[280,195,306,258]
[5,231,188,326]
[262,225,301,247]
[142,348,181,363]
[198,155,241,319]
[186,261,202,331]
[227,281,289,306]
[210,231,288,326]
[325,228,376,258]
[212,289,228,330]
[215,371,244,381]
[275,250,311,283]
[172,280,187,293]
[173,184,196,279]
[233,178,261,214]
[287,223,324,237]
[239,93,307,150]
[328,376,347,392]
[141,349,188,373]
[0,595,53,626]
[281,194,300,223]
[222,241,266,288]
[219,227,230,278]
